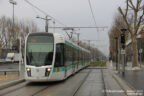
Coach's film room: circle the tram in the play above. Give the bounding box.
[24,32,90,82]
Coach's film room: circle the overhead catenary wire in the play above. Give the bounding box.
[88,0,100,40]
[88,0,97,28]
[24,0,67,27]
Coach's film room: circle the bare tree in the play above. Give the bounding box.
[109,13,126,61]
[118,0,144,67]
[0,16,39,56]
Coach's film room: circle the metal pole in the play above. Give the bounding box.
[45,16,48,32]
[118,37,120,74]
[53,21,55,33]
[12,3,15,42]
[140,51,142,68]
[13,4,14,25]
[122,53,126,76]
[88,40,91,50]
[77,33,80,45]
[115,37,118,70]
[140,38,142,68]
[19,36,22,76]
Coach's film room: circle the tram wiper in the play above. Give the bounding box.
[26,49,33,65]
[26,54,31,65]
[38,48,41,58]
[37,48,42,66]
[30,49,37,66]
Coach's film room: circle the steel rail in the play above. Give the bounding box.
[31,86,51,96]
[72,69,91,96]
[0,81,27,96]
[0,69,91,96]
[101,69,107,96]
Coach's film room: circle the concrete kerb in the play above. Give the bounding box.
[112,71,138,96]
[0,79,25,90]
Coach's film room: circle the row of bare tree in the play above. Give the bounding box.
[0,16,105,60]
[0,16,39,56]
[109,0,144,67]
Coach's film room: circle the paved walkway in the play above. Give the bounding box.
[120,62,144,90]
[110,61,144,95]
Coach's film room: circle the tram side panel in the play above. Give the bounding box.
[50,43,65,81]
[64,44,73,77]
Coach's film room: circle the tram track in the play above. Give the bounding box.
[0,81,28,96]
[1,68,104,96]
[0,81,57,96]
[72,69,91,96]
[72,68,107,96]
[101,69,107,96]
[31,69,91,96]
[31,86,50,96]
[0,69,89,96]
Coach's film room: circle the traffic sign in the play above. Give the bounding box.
[121,50,125,54]
[139,49,143,53]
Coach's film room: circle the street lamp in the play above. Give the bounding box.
[9,0,17,45]
[9,0,17,25]
[9,0,22,76]
[36,15,51,32]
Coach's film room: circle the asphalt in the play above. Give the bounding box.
[111,61,144,95]
[119,67,144,90]
[0,67,128,96]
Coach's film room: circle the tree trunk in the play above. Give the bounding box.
[132,35,139,67]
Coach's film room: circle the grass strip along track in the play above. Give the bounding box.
[90,61,106,67]
[0,75,18,82]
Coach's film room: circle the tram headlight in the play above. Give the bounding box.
[45,68,51,76]
[26,68,31,72]
[26,68,31,77]
[46,68,51,72]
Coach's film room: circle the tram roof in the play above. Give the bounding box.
[54,33,90,53]
[27,32,90,53]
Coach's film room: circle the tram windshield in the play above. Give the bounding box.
[26,34,54,66]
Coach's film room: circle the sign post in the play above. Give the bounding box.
[139,48,143,68]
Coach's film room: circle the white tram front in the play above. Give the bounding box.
[24,32,90,82]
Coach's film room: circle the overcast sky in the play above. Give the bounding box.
[0,0,125,56]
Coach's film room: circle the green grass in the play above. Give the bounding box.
[90,61,107,67]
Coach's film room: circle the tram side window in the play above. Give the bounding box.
[64,45,72,66]
[54,44,64,67]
